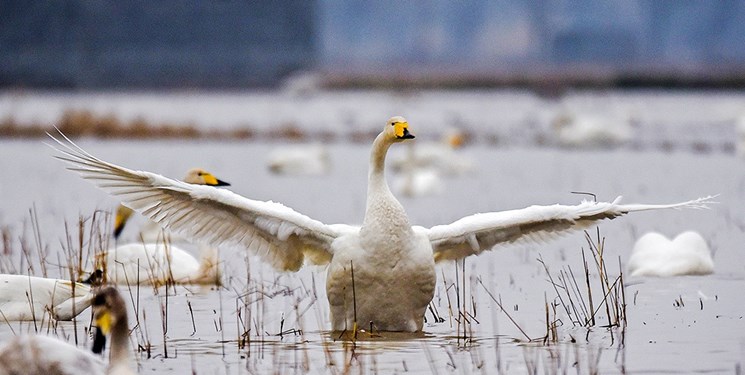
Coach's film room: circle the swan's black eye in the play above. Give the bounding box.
[390,122,395,126]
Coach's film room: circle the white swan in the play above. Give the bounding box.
[101,242,220,286]
[628,231,714,277]
[0,286,132,375]
[552,111,633,148]
[391,129,474,176]
[105,168,226,286]
[0,271,101,321]
[266,144,331,176]
[0,334,105,375]
[49,117,713,332]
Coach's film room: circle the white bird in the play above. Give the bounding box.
[104,168,226,286]
[0,271,101,321]
[552,111,633,148]
[0,286,133,375]
[0,335,105,375]
[628,231,714,277]
[101,242,220,286]
[394,167,443,198]
[393,137,444,197]
[48,117,713,332]
[266,144,331,176]
[391,129,474,176]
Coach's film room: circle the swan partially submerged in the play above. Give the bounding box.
[628,231,714,277]
[49,117,712,332]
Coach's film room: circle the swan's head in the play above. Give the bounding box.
[184,168,231,186]
[91,286,128,354]
[385,116,415,142]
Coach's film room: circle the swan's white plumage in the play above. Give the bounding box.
[0,335,105,375]
[0,287,134,375]
[0,274,94,321]
[267,144,331,176]
[48,120,713,332]
[552,111,633,148]
[628,231,714,277]
[107,169,225,285]
[103,243,219,285]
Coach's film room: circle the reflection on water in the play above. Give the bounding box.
[0,130,743,373]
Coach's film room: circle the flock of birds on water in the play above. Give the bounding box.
[0,115,718,374]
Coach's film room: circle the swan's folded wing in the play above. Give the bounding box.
[427,197,714,262]
[48,132,347,272]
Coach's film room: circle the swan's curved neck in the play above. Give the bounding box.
[109,315,131,370]
[362,133,410,237]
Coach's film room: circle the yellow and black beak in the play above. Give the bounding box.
[91,325,107,354]
[91,309,111,354]
[113,205,134,239]
[202,173,231,187]
[394,122,415,140]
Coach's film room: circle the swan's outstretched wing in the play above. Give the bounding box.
[48,132,351,271]
[426,196,714,262]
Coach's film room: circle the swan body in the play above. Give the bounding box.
[102,242,219,286]
[267,144,331,176]
[394,167,443,198]
[0,335,105,375]
[552,112,633,148]
[628,231,714,277]
[0,274,95,321]
[49,118,713,332]
[0,287,132,375]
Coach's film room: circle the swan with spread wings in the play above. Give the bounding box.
[48,116,712,332]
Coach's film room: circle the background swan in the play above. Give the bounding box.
[390,128,474,176]
[0,286,131,375]
[552,111,634,148]
[266,143,331,176]
[628,231,714,277]
[49,119,712,332]
[0,272,101,321]
[105,167,227,285]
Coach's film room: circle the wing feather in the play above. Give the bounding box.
[47,131,351,271]
[427,196,715,262]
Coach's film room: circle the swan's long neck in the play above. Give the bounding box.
[361,133,411,243]
[109,313,131,371]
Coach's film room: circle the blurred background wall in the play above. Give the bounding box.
[2,0,745,89]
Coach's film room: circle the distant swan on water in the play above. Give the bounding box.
[49,117,713,332]
[628,231,714,277]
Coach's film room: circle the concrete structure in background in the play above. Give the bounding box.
[2,1,745,88]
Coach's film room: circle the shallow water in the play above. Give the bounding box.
[1,92,745,373]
